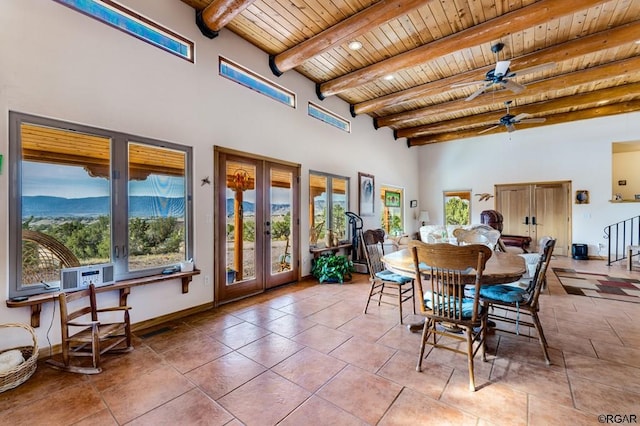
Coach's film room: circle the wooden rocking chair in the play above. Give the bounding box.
[46,284,133,374]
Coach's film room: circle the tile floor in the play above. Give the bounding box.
[1,256,640,425]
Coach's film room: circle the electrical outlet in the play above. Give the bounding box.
[598,243,605,254]
[204,275,210,286]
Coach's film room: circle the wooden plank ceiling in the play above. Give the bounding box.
[181,0,640,146]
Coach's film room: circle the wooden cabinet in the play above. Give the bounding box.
[495,181,571,256]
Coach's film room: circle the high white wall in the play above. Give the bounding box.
[0,0,419,337]
[418,112,640,256]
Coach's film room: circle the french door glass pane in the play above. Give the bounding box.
[20,124,112,288]
[270,169,293,274]
[331,177,348,242]
[226,161,257,284]
[128,142,186,271]
[310,174,327,246]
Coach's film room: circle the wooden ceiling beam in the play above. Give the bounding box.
[397,82,640,138]
[407,100,640,146]
[377,55,640,129]
[352,20,640,116]
[317,0,607,98]
[269,0,427,77]
[196,0,256,38]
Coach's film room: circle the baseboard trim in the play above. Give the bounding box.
[38,302,215,359]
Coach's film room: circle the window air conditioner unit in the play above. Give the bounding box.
[60,263,115,292]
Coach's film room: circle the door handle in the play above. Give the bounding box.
[265,221,270,227]
[532,216,537,226]
[265,230,271,235]
[524,216,529,225]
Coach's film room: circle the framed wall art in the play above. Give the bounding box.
[575,190,589,204]
[384,190,401,208]
[358,172,375,216]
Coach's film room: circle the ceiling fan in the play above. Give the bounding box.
[478,101,546,134]
[453,43,555,102]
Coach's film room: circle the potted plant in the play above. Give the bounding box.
[311,254,354,284]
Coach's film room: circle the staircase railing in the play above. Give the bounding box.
[604,215,640,265]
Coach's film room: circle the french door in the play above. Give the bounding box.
[214,148,299,304]
[495,181,571,256]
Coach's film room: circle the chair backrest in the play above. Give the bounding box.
[409,241,492,322]
[453,225,501,250]
[361,229,387,278]
[22,229,81,286]
[526,238,556,308]
[58,284,98,340]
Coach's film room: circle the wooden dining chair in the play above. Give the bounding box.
[361,229,415,324]
[479,238,556,364]
[409,241,492,391]
[46,284,133,374]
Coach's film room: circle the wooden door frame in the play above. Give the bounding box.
[213,146,300,306]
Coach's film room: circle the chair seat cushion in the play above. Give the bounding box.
[375,270,412,284]
[423,292,481,319]
[478,284,527,303]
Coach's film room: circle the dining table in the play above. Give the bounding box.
[381,248,526,284]
[381,247,527,332]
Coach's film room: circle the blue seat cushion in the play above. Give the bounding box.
[477,284,526,303]
[375,270,412,284]
[423,292,480,319]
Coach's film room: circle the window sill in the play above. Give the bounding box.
[6,269,200,328]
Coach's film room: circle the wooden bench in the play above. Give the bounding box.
[628,245,640,271]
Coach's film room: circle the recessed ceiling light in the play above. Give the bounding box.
[383,74,395,81]
[348,41,362,50]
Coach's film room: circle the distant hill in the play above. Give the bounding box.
[23,196,185,218]
[225,199,290,215]
[23,196,290,218]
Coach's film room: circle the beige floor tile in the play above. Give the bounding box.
[185,351,266,400]
[262,313,318,337]
[527,394,598,426]
[279,395,367,426]
[379,387,478,426]
[161,335,233,373]
[0,382,104,426]
[329,337,397,372]
[209,321,271,349]
[377,350,453,399]
[317,365,402,424]
[237,333,305,368]
[291,323,352,353]
[217,371,310,426]
[564,352,640,394]
[272,347,346,392]
[101,365,194,424]
[570,375,640,416]
[440,370,528,426]
[127,388,233,425]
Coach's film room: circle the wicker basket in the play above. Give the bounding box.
[0,323,39,393]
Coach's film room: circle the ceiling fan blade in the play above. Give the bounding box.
[465,84,489,101]
[514,62,556,76]
[518,117,546,124]
[506,123,517,133]
[451,80,486,88]
[478,124,500,134]
[494,60,511,77]
[503,79,526,93]
[512,113,532,122]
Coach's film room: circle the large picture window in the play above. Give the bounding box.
[9,112,193,298]
[309,171,349,247]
